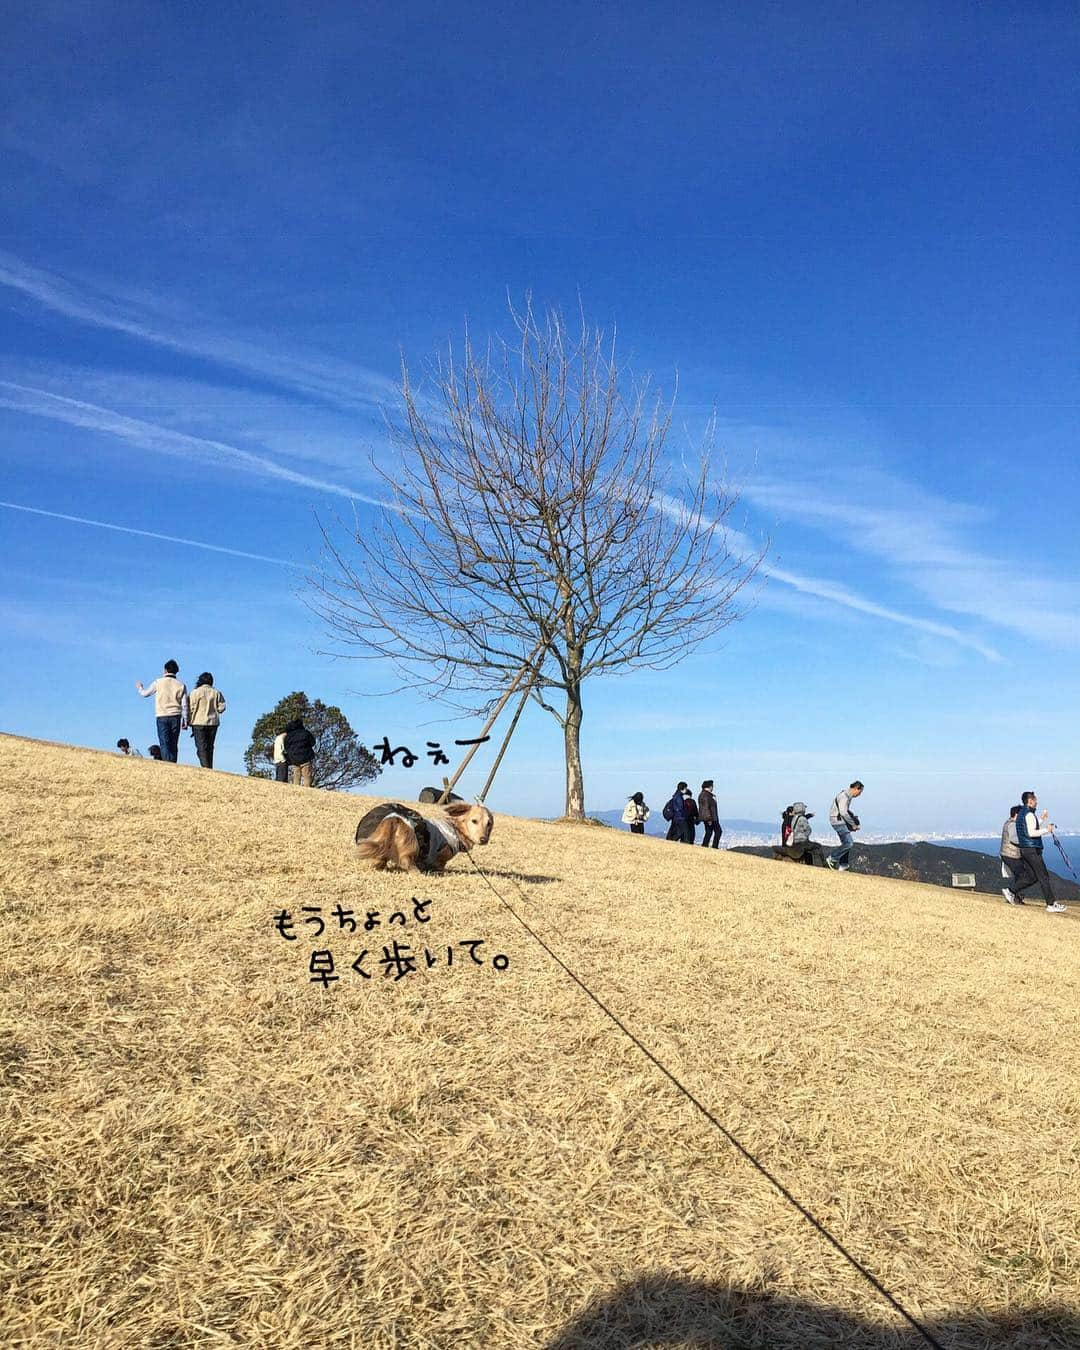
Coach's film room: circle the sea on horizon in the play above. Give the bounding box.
[939,837,1077,882]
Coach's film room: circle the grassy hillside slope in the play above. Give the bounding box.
[2,736,1078,1349]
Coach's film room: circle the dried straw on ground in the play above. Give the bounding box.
[2,736,1078,1349]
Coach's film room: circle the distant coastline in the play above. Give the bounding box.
[589,809,1079,881]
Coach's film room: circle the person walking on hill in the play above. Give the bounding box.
[826,780,863,870]
[272,730,289,783]
[136,660,189,763]
[622,791,650,835]
[1015,791,1068,913]
[1000,804,1036,905]
[698,780,722,848]
[284,717,316,787]
[663,782,692,843]
[188,672,227,769]
[781,805,794,847]
[116,739,141,757]
[682,787,699,843]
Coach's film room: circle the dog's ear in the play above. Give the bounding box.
[443,801,474,818]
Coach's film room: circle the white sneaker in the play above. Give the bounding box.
[1002,888,1018,904]
[1045,902,1068,914]
[825,857,838,870]
[837,864,850,872]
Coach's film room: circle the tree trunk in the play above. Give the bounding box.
[563,685,585,819]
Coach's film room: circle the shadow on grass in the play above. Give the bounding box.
[476,869,561,885]
[544,1274,1079,1349]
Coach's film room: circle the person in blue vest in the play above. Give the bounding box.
[1015,790,1068,913]
[663,781,693,843]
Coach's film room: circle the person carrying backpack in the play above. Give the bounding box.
[698,780,721,848]
[662,782,692,843]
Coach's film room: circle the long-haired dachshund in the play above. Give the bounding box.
[354,800,494,872]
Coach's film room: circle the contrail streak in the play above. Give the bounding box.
[0,500,302,568]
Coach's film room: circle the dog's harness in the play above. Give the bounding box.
[354,802,460,871]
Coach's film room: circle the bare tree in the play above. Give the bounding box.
[310,305,765,820]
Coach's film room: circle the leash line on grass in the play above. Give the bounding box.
[466,853,946,1350]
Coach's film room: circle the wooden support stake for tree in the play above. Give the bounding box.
[436,641,544,804]
[477,673,535,804]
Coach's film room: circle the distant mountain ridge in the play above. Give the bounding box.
[730,839,1080,902]
[592,807,1079,859]
[590,808,778,838]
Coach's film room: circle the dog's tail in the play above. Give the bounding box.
[355,817,420,870]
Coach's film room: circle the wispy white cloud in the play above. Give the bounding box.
[0,500,300,568]
[742,470,1080,649]
[0,380,397,509]
[757,550,1003,661]
[0,249,399,412]
[653,492,1003,661]
[741,474,985,568]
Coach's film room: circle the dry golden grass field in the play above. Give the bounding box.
[2,734,1079,1349]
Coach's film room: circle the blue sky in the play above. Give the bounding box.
[1,1,1077,831]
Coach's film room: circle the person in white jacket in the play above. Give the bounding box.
[135,660,188,763]
[187,672,227,769]
[272,730,289,784]
[622,792,650,835]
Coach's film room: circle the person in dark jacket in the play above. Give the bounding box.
[664,782,692,843]
[682,788,699,843]
[698,780,721,848]
[283,717,316,787]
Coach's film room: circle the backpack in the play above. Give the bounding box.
[662,801,674,821]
